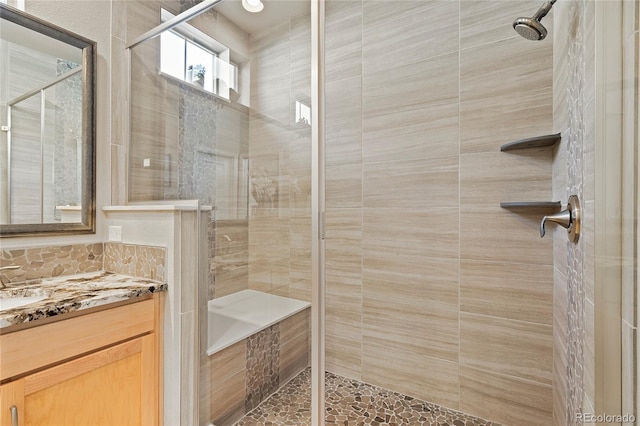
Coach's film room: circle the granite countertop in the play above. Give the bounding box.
[0,271,167,329]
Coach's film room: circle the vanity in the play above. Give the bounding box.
[0,3,194,424]
[0,272,165,426]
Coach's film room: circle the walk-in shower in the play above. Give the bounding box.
[121,0,635,424]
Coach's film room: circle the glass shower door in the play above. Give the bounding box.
[126,1,317,424]
[220,3,316,424]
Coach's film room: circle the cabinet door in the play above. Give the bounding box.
[0,379,24,426]
[1,334,157,426]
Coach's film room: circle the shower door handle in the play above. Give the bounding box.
[540,194,580,243]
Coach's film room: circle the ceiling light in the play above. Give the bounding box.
[242,0,263,13]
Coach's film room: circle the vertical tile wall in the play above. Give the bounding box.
[212,102,250,299]
[111,0,178,204]
[123,1,182,202]
[247,13,313,303]
[323,1,554,424]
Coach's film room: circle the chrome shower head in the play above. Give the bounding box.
[513,17,547,40]
[513,0,556,41]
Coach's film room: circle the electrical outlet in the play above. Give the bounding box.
[108,225,122,242]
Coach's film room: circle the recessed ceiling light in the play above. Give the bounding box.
[242,0,263,13]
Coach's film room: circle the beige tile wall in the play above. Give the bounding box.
[322,0,555,424]
[112,1,176,203]
[247,12,313,303]
[280,310,311,384]
[207,340,247,426]
[215,219,249,298]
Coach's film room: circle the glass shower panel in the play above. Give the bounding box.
[204,3,314,424]
[128,33,181,202]
[127,2,314,425]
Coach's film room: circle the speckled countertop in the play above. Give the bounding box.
[0,271,167,329]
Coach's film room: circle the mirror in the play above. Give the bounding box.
[0,4,95,237]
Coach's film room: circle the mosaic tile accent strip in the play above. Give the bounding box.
[179,0,201,12]
[208,214,216,300]
[565,1,586,424]
[104,242,166,282]
[0,243,103,285]
[245,324,280,412]
[177,87,221,300]
[178,84,217,207]
[236,368,500,426]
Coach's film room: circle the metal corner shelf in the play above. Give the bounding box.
[500,201,561,210]
[500,133,561,151]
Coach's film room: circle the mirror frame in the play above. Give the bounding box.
[0,3,96,238]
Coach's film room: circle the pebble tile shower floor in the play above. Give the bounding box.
[235,368,500,426]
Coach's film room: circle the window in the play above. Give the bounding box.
[159,13,238,99]
[186,40,215,92]
[160,31,185,80]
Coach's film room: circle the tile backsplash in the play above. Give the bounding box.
[104,242,166,282]
[0,243,104,285]
[0,242,167,285]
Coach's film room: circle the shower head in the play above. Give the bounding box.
[513,0,556,41]
[513,17,547,40]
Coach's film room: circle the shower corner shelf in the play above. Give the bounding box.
[500,133,561,151]
[500,201,561,211]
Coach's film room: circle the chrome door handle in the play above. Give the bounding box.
[540,210,570,235]
[540,194,580,242]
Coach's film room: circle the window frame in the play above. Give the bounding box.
[158,9,239,100]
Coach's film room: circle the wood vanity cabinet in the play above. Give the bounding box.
[0,295,162,426]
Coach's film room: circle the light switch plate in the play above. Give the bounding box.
[108,225,122,242]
